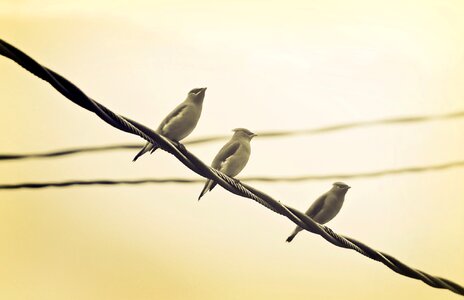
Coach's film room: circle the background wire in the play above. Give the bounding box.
[1,38,463,296]
[1,160,463,190]
[1,110,463,161]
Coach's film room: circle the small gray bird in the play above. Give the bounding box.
[133,87,207,161]
[286,182,351,243]
[198,128,257,200]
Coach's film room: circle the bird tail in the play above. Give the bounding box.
[198,180,217,201]
[133,143,154,162]
[149,147,158,154]
[286,227,303,243]
[286,233,297,243]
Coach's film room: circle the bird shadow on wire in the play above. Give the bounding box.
[1,110,463,161]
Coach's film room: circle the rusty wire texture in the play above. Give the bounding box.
[0,39,463,296]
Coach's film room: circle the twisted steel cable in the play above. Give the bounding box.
[1,110,463,161]
[0,39,463,296]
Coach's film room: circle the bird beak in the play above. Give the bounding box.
[195,87,207,95]
[251,133,258,138]
[346,186,351,189]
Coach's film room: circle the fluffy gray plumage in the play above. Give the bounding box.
[198,128,257,200]
[286,182,351,242]
[133,88,206,161]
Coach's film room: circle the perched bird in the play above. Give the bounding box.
[286,182,351,243]
[198,128,257,200]
[133,87,207,161]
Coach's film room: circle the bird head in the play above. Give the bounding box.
[232,128,257,140]
[332,182,351,195]
[188,87,207,103]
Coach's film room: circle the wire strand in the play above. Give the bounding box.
[1,39,463,296]
[1,160,464,190]
[1,110,463,161]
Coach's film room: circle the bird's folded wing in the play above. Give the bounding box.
[306,193,327,219]
[211,141,241,170]
[157,104,189,134]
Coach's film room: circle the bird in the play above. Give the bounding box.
[198,128,257,200]
[286,182,351,243]
[133,87,207,161]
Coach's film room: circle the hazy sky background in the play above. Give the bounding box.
[1,0,463,299]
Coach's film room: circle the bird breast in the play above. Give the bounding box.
[314,195,345,224]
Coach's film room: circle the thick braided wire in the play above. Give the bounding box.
[0,39,462,296]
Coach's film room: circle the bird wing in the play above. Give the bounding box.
[197,141,240,200]
[156,103,189,135]
[288,194,327,241]
[305,193,327,219]
[211,141,241,170]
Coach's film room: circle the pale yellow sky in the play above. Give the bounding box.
[0,1,463,299]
